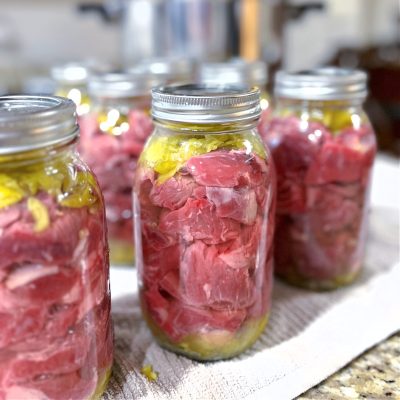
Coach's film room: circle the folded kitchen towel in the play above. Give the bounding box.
[103,206,400,400]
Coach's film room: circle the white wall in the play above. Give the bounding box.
[284,0,399,70]
[0,0,120,65]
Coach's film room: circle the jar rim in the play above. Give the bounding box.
[199,60,268,88]
[127,57,196,83]
[274,67,368,101]
[88,71,164,98]
[51,63,91,84]
[152,84,261,124]
[0,95,78,155]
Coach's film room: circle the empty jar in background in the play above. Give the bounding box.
[79,72,162,265]
[128,57,197,84]
[51,62,92,116]
[134,84,275,360]
[259,68,377,290]
[199,59,271,118]
[0,95,113,399]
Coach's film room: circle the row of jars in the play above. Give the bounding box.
[51,58,271,265]
[0,66,376,399]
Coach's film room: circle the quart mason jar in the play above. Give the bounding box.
[134,85,275,360]
[79,72,161,265]
[129,57,196,84]
[51,63,91,116]
[0,96,113,399]
[199,59,271,119]
[259,68,377,290]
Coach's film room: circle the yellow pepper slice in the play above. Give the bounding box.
[27,197,50,232]
[141,132,266,183]
[140,364,158,381]
[0,174,25,209]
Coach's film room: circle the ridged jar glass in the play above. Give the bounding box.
[79,72,162,265]
[259,68,377,290]
[0,96,113,399]
[134,85,276,360]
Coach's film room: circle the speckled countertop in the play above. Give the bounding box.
[298,332,400,399]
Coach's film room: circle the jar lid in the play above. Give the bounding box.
[0,95,78,155]
[152,84,261,124]
[128,57,196,84]
[199,60,268,88]
[274,68,368,101]
[88,71,163,98]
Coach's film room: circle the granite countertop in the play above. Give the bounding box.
[299,332,400,399]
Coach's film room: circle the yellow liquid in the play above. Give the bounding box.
[109,239,134,266]
[90,367,112,400]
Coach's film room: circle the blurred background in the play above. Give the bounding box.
[0,0,399,154]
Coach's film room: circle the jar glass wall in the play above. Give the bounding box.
[0,96,113,399]
[134,85,275,360]
[259,68,377,290]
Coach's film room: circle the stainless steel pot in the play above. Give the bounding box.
[78,0,323,69]
[122,0,233,64]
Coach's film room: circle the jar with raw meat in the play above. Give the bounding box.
[51,62,92,116]
[79,72,162,265]
[258,68,377,290]
[0,95,113,400]
[134,85,275,360]
[200,59,271,121]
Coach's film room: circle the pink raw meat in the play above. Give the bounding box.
[206,186,257,225]
[260,117,328,176]
[217,215,263,269]
[307,184,363,234]
[22,369,96,400]
[0,328,91,386]
[79,109,153,248]
[142,244,181,286]
[138,148,275,347]
[0,200,87,268]
[159,198,241,244]
[186,150,267,188]
[0,191,112,399]
[143,286,247,341]
[0,308,47,349]
[306,136,375,185]
[274,214,363,281]
[150,175,198,210]
[180,241,256,309]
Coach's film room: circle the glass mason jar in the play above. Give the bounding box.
[79,72,162,265]
[128,57,196,84]
[134,85,276,360]
[51,63,92,117]
[0,96,113,399]
[199,59,271,119]
[259,68,377,290]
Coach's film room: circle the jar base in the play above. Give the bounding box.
[146,313,269,361]
[276,268,361,291]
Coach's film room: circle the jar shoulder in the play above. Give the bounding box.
[0,149,103,210]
